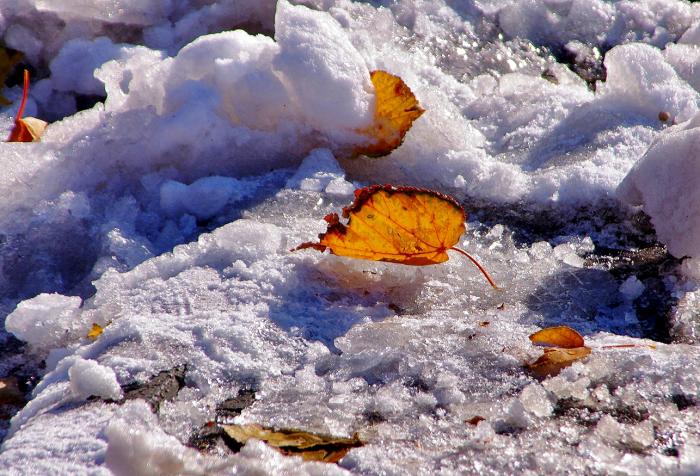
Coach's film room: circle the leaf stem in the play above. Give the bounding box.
[16,69,29,123]
[450,246,499,289]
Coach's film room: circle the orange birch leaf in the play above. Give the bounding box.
[526,346,592,378]
[7,70,47,142]
[294,185,497,288]
[529,326,585,349]
[353,70,424,157]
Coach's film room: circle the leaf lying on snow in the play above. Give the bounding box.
[526,346,592,378]
[0,46,23,106]
[293,185,498,288]
[222,423,363,463]
[7,70,47,142]
[526,325,590,378]
[353,70,425,157]
[87,322,108,340]
[526,326,659,378]
[529,325,584,349]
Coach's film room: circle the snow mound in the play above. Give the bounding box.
[618,115,700,259]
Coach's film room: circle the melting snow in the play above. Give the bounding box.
[1,0,700,475]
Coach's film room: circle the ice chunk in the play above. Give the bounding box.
[5,294,83,350]
[519,383,553,418]
[50,37,149,96]
[69,357,122,401]
[159,176,254,220]
[286,148,354,196]
[35,0,172,26]
[619,276,645,301]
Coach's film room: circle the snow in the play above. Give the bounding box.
[618,115,700,259]
[1,0,700,474]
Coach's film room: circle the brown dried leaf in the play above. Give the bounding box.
[465,416,485,425]
[529,326,584,349]
[222,423,363,463]
[526,346,591,378]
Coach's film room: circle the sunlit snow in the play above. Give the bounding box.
[1,0,700,475]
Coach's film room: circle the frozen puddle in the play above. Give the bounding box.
[1,0,700,474]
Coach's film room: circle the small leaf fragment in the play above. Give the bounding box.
[465,416,486,425]
[222,423,363,463]
[7,70,47,142]
[529,326,584,349]
[353,70,425,157]
[87,323,105,340]
[526,346,592,378]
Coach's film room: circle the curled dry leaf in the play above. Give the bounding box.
[294,185,498,288]
[465,416,486,425]
[526,347,592,378]
[529,325,584,349]
[353,70,424,157]
[222,423,363,463]
[7,70,47,142]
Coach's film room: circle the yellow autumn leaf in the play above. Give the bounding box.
[87,322,107,340]
[294,185,498,288]
[529,326,585,349]
[353,70,424,157]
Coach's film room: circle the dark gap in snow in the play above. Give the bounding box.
[74,94,105,112]
[119,365,186,412]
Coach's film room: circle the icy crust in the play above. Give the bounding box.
[2,0,700,474]
[2,176,700,474]
[498,0,696,51]
[0,1,277,63]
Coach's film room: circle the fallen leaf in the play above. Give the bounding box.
[465,416,485,425]
[353,70,424,157]
[526,347,591,378]
[222,423,363,463]
[294,185,497,288]
[0,46,22,106]
[87,323,105,340]
[7,70,47,142]
[529,326,584,349]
